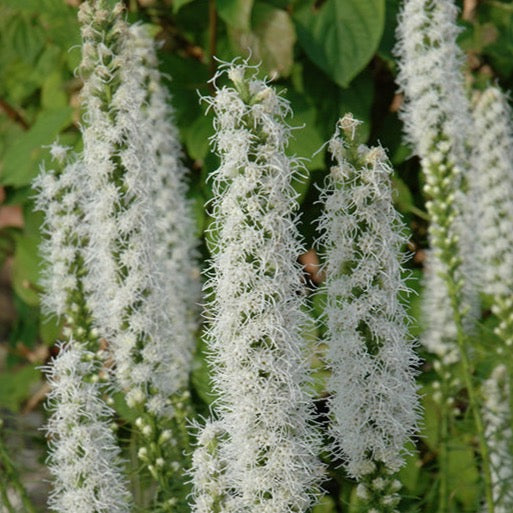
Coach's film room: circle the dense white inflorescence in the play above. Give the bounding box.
[472,86,513,348]
[482,365,513,513]
[190,61,324,513]
[395,0,479,360]
[45,342,131,513]
[317,114,419,481]
[34,147,86,321]
[141,22,200,367]
[78,1,195,418]
[35,145,130,513]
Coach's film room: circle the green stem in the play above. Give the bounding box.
[0,435,36,513]
[438,380,450,513]
[0,475,16,513]
[448,284,495,513]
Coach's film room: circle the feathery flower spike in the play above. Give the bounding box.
[77,1,198,506]
[472,86,513,348]
[34,146,131,513]
[396,3,496,510]
[482,365,513,513]
[45,342,131,513]
[190,60,324,513]
[395,0,480,362]
[316,114,419,511]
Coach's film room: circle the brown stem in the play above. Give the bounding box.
[209,0,218,80]
[0,100,28,130]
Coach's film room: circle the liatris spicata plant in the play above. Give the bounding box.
[316,114,419,513]
[76,1,198,507]
[44,341,131,513]
[34,146,131,513]
[482,365,513,513]
[395,0,479,362]
[190,60,324,513]
[395,1,494,511]
[471,86,513,349]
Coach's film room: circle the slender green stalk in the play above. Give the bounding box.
[437,380,450,513]
[446,282,494,513]
[0,432,36,513]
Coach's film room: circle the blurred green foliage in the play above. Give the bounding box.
[0,0,512,511]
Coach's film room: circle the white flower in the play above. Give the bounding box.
[33,147,86,320]
[45,342,130,513]
[190,60,324,513]
[316,114,419,479]
[395,0,480,359]
[471,86,513,347]
[78,1,197,418]
[482,365,513,513]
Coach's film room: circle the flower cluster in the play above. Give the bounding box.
[190,61,324,513]
[482,365,513,513]
[395,0,479,360]
[36,1,198,509]
[316,114,419,492]
[45,342,130,513]
[35,145,130,513]
[472,86,513,349]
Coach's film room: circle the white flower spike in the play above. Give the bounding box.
[316,115,419,501]
[190,60,324,513]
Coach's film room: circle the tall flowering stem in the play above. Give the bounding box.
[316,114,419,513]
[34,147,131,513]
[190,61,324,513]
[395,1,494,511]
[472,87,513,348]
[482,365,513,513]
[77,1,198,508]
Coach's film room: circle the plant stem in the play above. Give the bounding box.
[208,0,217,78]
[438,380,450,513]
[0,434,36,513]
[448,283,495,513]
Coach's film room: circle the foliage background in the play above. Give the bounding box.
[0,0,512,511]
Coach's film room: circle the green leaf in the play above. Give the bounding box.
[294,0,386,87]
[1,107,72,187]
[40,315,62,345]
[217,0,254,30]
[183,113,214,161]
[12,227,41,307]
[228,2,296,77]
[287,91,325,169]
[312,495,336,513]
[172,0,195,13]
[0,365,40,412]
[447,441,479,509]
[41,71,67,110]
[191,337,217,406]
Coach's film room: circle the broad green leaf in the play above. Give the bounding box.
[294,0,386,87]
[228,2,296,78]
[0,366,41,412]
[12,219,41,307]
[378,0,401,62]
[41,71,67,110]
[217,0,254,30]
[1,107,72,187]
[184,113,214,161]
[338,70,374,141]
[448,442,479,509]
